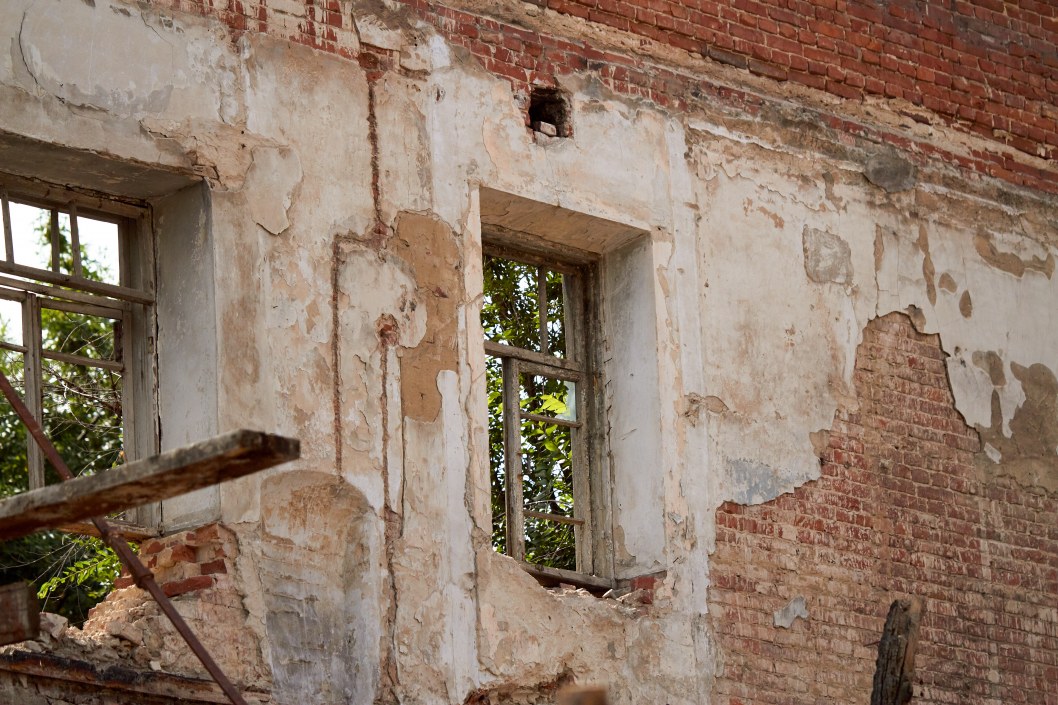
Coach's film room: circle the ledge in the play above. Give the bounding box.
[0,650,269,704]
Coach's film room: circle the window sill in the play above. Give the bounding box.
[523,563,616,593]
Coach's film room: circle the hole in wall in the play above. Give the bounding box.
[528,87,572,138]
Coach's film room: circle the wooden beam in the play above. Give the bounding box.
[871,597,923,705]
[57,518,161,543]
[0,582,40,646]
[0,430,299,540]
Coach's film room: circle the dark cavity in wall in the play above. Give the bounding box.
[528,87,572,138]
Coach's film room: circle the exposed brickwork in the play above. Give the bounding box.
[546,0,1058,162]
[113,523,233,598]
[709,312,1058,704]
[143,1,1058,195]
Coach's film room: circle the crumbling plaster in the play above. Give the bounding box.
[0,1,1056,704]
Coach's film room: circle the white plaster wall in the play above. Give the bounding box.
[0,1,1055,704]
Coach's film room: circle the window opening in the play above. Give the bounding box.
[483,246,595,575]
[528,87,572,139]
[0,181,152,493]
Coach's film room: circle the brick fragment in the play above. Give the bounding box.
[161,576,215,597]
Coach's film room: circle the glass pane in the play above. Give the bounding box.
[77,216,120,284]
[0,297,23,346]
[42,358,123,480]
[487,355,507,556]
[8,202,53,271]
[0,348,28,496]
[41,308,121,363]
[482,255,541,351]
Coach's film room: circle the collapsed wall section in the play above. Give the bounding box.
[709,312,1058,704]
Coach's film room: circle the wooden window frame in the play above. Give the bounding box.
[0,174,157,525]
[483,239,608,586]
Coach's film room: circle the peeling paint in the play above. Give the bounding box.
[802,226,852,285]
[392,212,463,422]
[0,1,1056,703]
[974,230,1055,279]
[977,362,1058,493]
[245,146,302,235]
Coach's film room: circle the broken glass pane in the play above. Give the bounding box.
[519,371,576,570]
[42,357,123,480]
[545,268,566,358]
[0,348,28,496]
[0,296,23,347]
[486,354,507,556]
[76,216,120,285]
[482,254,541,351]
[8,202,52,272]
[41,307,120,363]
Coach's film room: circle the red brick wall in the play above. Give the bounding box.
[545,0,1058,162]
[141,2,1057,194]
[709,312,1058,704]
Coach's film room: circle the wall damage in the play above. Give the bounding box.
[0,0,1055,704]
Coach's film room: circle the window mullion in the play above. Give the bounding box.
[502,356,525,562]
[1,191,12,263]
[572,375,592,574]
[49,209,60,274]
[23,293,44,489]
[69,202,83,279]
[538,266,548,356]
[563,272,579,363]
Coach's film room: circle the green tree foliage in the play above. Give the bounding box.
[482,255,577,570]
[0,215,124,625]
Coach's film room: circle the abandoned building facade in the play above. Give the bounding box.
[1,0,1057,703]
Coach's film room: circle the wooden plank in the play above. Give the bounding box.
[0,651,270,704]
[871,597,923,705]
[57,518,160,542]
[0,582,40,646]
[484,340,582,375]
[0,430,299,540]
[518,411,581,428]
[0,260,153,305]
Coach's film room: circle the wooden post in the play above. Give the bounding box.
[871,597,923,705]
[0,582,40,646]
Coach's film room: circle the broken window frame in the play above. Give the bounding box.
[483,239,606,583]
[0,174,157,524]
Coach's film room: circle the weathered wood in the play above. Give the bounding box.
[0,582,40,646]
[57,518,161,542]
[0,430,299,540]
[523,563,614,591]
[871,597,924,705]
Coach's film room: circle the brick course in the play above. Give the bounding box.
[545,0,1058,163]
[709,312,1058,704]
[143,1,1057,194]
[113,523,234,598]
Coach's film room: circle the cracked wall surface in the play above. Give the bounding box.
[0,0,1056,704]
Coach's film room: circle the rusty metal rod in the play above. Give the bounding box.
[0,370,249,705]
